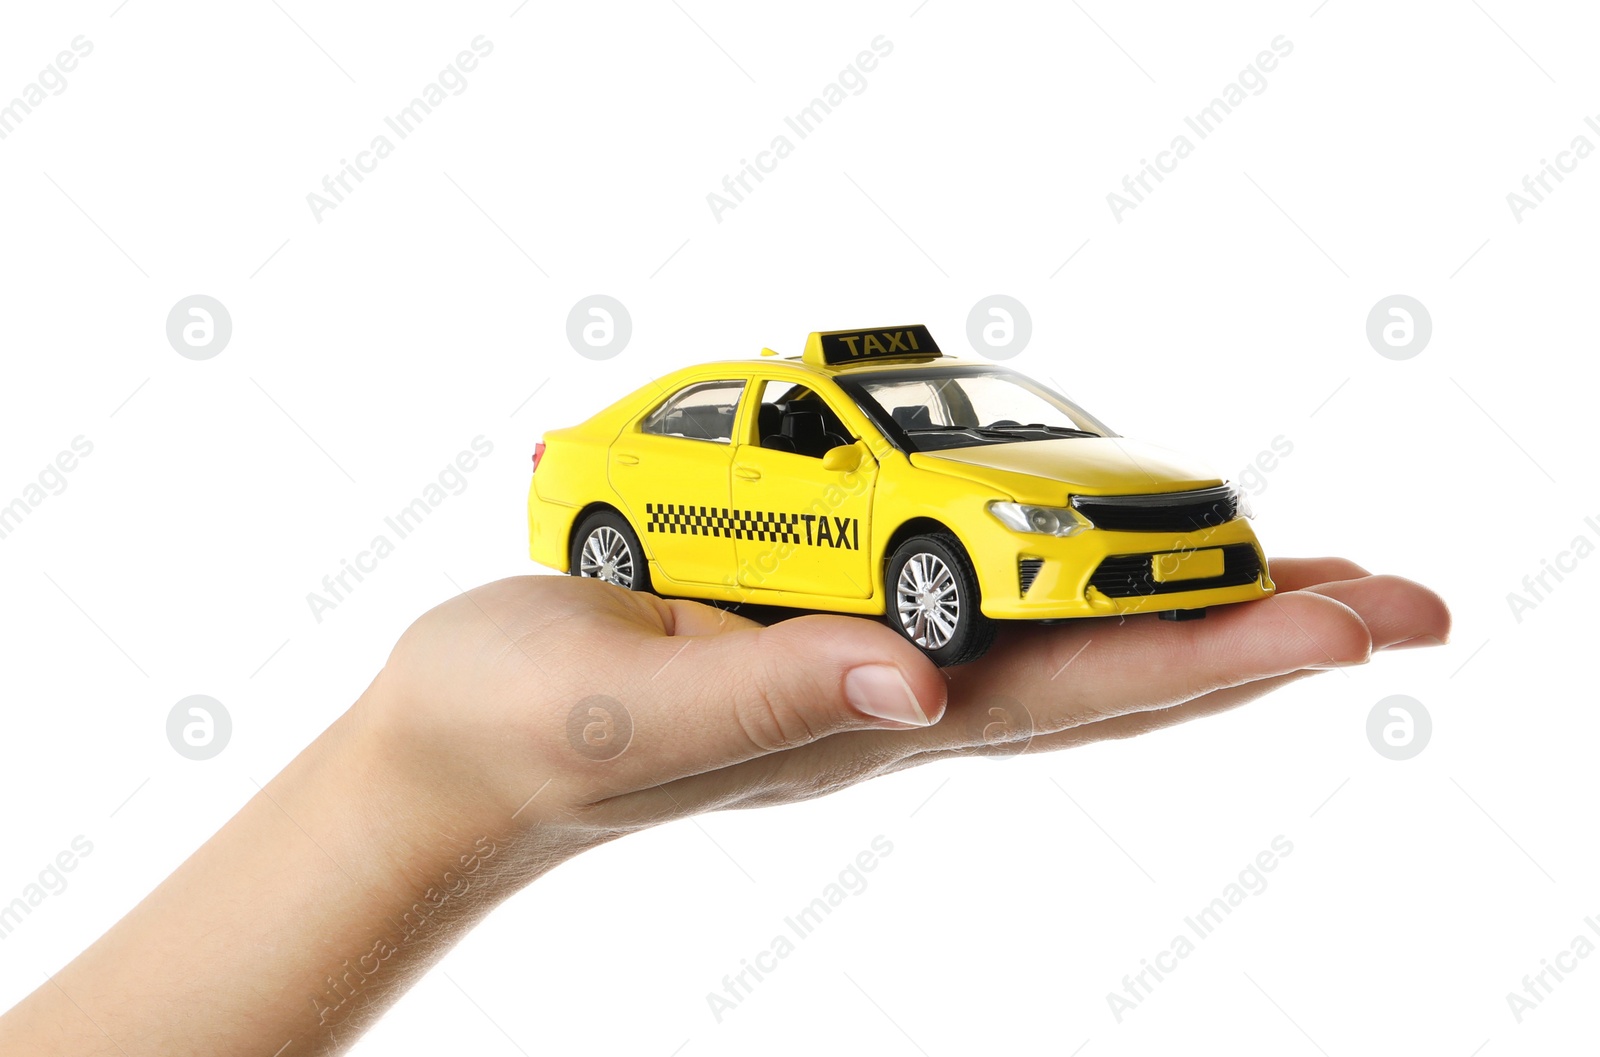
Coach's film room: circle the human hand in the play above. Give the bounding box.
[365,556,1450,870]
[1,556,1447,1055]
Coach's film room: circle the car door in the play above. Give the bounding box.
[729,379,878,599]
[609,378,748,588]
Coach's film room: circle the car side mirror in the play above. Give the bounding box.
[821,443,862,473]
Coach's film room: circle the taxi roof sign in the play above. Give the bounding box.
[802,325,942,368]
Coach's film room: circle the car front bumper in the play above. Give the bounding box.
[972,518,1274,620]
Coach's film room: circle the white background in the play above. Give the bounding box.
[1,1,1595,1053]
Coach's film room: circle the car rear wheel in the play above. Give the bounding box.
[884,532,996,666]
[570,510,652,592]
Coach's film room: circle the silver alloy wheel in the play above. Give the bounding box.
[895,552,960,649]
[579,525,634,587]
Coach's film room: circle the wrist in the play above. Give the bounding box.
[344,669,600,895]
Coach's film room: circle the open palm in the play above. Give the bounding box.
[373,556,1449,837]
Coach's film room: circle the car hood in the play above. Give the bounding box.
[908,437,1224,500]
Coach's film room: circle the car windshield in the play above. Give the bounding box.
[837,366,1114,452]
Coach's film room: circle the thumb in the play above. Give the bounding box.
[623,613,947,787]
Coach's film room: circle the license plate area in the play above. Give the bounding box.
[1150,547,1225,583]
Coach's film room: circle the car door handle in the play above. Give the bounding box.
[615,453,640,466]
[733,466,761,481]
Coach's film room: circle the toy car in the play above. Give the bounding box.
[527,325,1274,665]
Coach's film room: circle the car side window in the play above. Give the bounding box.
[753,380,854,459]
[640,380,746,444]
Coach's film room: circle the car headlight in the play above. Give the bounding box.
[988,501,1087,537]
[1230,482,1256,520]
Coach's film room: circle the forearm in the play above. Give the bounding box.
[0,686,554,1056]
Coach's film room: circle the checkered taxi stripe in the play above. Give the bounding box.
[646,503,802,543]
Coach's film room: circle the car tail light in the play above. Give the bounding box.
[532,441,546,472]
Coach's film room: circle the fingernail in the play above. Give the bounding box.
[844,665,931,727]
[1385,634,1447,651]
[1307,656,1370,670]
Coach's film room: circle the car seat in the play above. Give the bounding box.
[892,405,934,430]
[781,410,847,458]
[759,404,795,452]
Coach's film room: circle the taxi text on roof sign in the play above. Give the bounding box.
[803,325,942,368]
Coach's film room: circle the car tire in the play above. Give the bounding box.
[570,509,653,593]
[884,532,996,666]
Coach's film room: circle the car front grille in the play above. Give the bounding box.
[1071,485,1238,532]
[1087,544,1262,598]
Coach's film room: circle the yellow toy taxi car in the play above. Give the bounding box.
[528,325,1274,665]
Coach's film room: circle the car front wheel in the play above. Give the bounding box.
[570,510,652,593]
[884,532,996,666]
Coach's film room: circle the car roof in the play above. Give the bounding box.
[680,325,1001,383]
[691,355,993,379]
